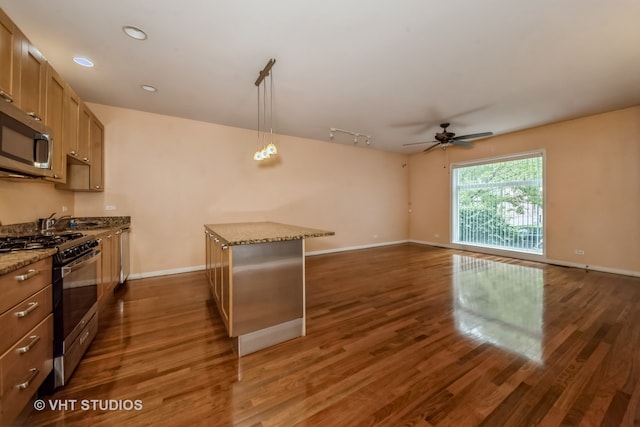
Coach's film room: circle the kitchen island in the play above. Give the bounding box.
[204,222,334,356]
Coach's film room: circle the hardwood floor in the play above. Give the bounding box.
[24,244,640,426]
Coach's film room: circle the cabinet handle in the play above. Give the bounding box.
[15,269,40,281]
[17,335,40,354]
[15,301,39,318]
[79,329,91,345]
[26,112,42,121]
[16,368,39,390]
[70,150,77,156]
[95,185,101,189]
[221,244,229,251]
[0,90,14,103]
[214,238,220,243]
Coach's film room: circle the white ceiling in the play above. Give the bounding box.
[1,1,639,153]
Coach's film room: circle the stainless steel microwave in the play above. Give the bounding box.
[0,100,54,178]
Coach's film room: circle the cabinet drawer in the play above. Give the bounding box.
[0,314,53,425]
[0,258,52,314]
[0,285,52,355]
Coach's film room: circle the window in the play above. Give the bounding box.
[452,152,544,254]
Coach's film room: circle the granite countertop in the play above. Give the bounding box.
[0,249,56,275]
[204,222,334,246]
[0,216,131,275]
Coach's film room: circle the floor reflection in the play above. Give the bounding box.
[452,255,544,363]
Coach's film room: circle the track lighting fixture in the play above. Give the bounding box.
[328,128,372,146]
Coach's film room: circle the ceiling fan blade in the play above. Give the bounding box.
[453,131,493,140]
[423,143,442,153]
[402,140,437,146]
[451,140,473,147]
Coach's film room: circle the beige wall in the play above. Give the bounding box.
[0,180,74,225]
[409,106,640,275]
[73,104,410,276]
[2,104,638,277]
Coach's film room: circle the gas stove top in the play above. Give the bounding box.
[0,232,85,253]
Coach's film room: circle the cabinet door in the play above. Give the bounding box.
[100,233,113,301]
[78,102,91,162]
[19,40,46,121]
[44,64,66,182]
[220,244,231,334]
[64,84,80,158]
[0,8,21,104]
[213,237,221,303]
[112,229,121,287]
[89,113,104,191]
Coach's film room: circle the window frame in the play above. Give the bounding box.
[450,150,546,260]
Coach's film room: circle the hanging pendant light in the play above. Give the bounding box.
[253,59,277,161]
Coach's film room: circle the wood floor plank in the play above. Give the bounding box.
[22,244,640,426]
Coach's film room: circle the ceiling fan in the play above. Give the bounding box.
[403,123,493,153]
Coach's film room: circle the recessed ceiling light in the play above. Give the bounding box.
[73,56,94,67]
[123,25,148,40]
[140,85,157,92]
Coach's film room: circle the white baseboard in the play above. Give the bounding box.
[306,240,409,256]
[128,265,205,281]
[410,239,640,278]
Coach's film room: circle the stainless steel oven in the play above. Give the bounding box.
[49,236,100,391]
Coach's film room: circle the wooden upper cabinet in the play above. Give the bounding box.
[0,8,21,104]
[44,64,66,182]
[63,83,80,158]
[89,113,104,191]
[18,39,47,121]
[78,102,91,163]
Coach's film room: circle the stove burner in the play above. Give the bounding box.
[0,232,85,253]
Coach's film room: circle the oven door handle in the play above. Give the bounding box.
[61,250,101,277]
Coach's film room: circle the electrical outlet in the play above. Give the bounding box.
[61,206,68,213]
[575,249,585,255]
[434,233,440,238]
[105,205,117,211]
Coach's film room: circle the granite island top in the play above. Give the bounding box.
[0,249,56,275]
[204,222,334,246]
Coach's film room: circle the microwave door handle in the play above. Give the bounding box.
[62,250,101,277]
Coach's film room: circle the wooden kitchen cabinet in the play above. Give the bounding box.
[0,8,21,105]
[78,102,91,163]
[18,38,47,122]
[204,231,230,330]
[97,229,121,312]
[0,257,54,425]
[63,84,81,159]
[44,63,66,183]
[1,7,106,192]
[89,113,104,191]
[57,104,105,192]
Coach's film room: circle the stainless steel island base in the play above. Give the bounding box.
[205,222,334,356]
[235,318,304,356]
